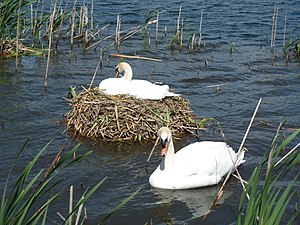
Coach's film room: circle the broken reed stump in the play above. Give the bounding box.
[66,87,205,142]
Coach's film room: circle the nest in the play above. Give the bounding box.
[66,87,205,141]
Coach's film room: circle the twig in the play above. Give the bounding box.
[109,53,162,62]
[210,98,262,209]
[147,136,160,163]
[275,142,300,167]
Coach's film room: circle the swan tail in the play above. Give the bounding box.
[235,150,246,167]
[166,91,180,97]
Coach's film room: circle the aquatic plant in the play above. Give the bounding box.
[237,125,300,225]
[0,140,139,224]
[0,0,31,37]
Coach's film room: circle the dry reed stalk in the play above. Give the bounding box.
[267,122,282,176]
[180,17,183,47]
[189,34,195,51]
[275,142,300,167]
[89,49,103,88]
[116,15,121,51]
[45,1,57,88]
[69,185,73,225]
[91,0,94,31]
[271,5,279,51]
[176,4,182,40]
[16,0,23,71]
[198,9,203,50]
[30,4,34,31]
[70,3,76,50]
[79,6,83,35]
[210,98,262,210]
[156,12,159,47]
[283,11,287,48]
[109,53,162,62]
[75,202,84,225]
[55,8,66,51]
[102,23,150,52]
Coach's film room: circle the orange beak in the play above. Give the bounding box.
[161,147,167,157]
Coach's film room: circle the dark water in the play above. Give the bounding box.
[0,0,299,224]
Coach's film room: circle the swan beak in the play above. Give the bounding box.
[160,138,168,157]
[161,147,167,157]
[115,67,121,77]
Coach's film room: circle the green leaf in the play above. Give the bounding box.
[100,188,141,224]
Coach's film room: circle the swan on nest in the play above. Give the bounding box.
[99,62,179,100]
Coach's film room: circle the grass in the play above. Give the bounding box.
[237,124,300,225]
[0,140,139,224]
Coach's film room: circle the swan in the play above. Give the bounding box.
[98,62,179,100]
[149,127,245,189]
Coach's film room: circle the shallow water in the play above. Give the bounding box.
[0,0,299,224]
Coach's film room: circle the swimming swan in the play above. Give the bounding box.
[98,62,179,100]
[149,127,245,189]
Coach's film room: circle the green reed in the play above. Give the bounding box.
[0,140,139,224]
[237,124,300,225]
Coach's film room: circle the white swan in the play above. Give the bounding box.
[149,127,245,189]
[98,62,179,100]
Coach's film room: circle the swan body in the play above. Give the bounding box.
[149,127,245,189]
[98,62,179,100]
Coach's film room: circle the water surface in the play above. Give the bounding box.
[0,0,299,224]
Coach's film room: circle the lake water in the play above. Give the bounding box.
[0,0,299,224]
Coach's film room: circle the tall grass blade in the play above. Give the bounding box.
[100,188,141,224]
[65,177,108,222]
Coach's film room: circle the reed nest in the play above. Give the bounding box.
[66,87,206,141]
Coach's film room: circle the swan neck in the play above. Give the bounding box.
[122,65,133,80]
[160,138,175,171]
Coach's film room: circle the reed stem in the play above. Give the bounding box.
[116,15,121,51]
[155,12,159,47]
[45,1,57,88]
[69,185,73,225]
[16,0,23,71]
[283,11,287,48]
[198,9,203,50]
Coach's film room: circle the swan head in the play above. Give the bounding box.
[158,127,172,157]
[115,62,133,81]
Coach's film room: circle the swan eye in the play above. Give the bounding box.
[161,137,168,148]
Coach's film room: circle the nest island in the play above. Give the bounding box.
[66,87,207,142]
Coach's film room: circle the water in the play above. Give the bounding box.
[0,0,299,224]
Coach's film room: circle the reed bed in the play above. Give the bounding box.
[66,87,205,141]
[0,38,45,57]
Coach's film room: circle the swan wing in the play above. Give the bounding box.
[128,80,169,100]
[99,78,129,95]
[174,141,242,180]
